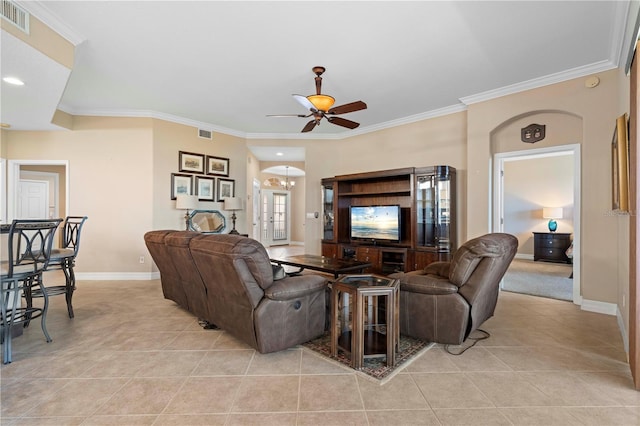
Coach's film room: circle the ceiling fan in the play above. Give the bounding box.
[268,66,367,133]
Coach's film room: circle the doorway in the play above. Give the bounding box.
[7,160,69,223]
[494,144,581,304]
[261,189,291,247]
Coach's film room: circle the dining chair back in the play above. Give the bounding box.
[1,218,62,364]
[25,216,88,319]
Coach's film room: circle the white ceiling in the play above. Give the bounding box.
[0,1,634,161]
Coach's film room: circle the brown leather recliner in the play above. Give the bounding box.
[144,231,328,353]
[390,233,518,345]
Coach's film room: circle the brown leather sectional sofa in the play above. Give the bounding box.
[144,231,328,353]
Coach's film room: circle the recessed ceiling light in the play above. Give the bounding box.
[3,77,24,86]
[276,152,284,156]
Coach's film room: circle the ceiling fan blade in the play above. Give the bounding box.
[293,94,317,112]
[266,114,309,118]
[327,116,360,129]
[301,120,318,133]
[327,101,367,115]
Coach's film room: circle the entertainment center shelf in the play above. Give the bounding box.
[321,166,456,275]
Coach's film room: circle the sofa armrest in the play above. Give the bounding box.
[400,274,459,296]
[264,275,328,301]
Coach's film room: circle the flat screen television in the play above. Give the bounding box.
[350,205,401,243]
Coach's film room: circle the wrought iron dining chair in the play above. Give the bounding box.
[1,218,62,364]
[26,216,88,319]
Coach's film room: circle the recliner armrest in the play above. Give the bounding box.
[399,274,459,296]
[264,275,328,301]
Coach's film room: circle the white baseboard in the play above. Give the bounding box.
[580,298,617,316]
[290,240,304,246]
[514,253,534,260]
[76,272,160,281]
[616,305,630,355]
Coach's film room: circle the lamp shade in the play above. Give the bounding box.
[223,197,242,211]
[307,94,335,112]
[176,194,198,210]
[542,207,563,219]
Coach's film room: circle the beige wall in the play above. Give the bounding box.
[249,111,469,254]
[0,69,630,323]
[467,69,623,306]
[151,119,248,253]
[503,155,575,255]
[5,116,154,274]
[1,14,74,69]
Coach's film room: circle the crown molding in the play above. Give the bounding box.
[56,105,247,139]
[460,60,617,106]
[214,104,468,140]
[18,1,85,45]
[60,61,617,140]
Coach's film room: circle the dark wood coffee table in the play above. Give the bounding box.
[270,254,372,279]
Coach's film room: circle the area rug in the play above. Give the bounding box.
[301,332,433,384]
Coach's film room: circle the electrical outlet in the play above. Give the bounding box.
[139,256,145,264]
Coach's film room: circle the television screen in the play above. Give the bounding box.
[350,205,400,242]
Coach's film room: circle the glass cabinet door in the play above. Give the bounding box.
[416,166,455,251]
[322,179,336,241]
[416,174,436,248]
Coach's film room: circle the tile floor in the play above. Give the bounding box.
[1,247,639,425]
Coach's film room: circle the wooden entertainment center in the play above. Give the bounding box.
[321,166,456,275]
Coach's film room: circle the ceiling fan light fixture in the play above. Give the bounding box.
[307,94,335,112]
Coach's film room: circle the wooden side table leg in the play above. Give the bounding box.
[330,286,339,359]
[353,291,364,369]
[386,291,395,367]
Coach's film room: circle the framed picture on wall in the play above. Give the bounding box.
[171,173,193,200]
[611,113,630,212]
[206,155,230,176]
[217,178,235,201]
[179,151,205,174]
[196,176,215,201]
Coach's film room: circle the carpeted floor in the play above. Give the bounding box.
[502,258,573,301]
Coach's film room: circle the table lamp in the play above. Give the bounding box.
[176,194,198,231]
[542,207,562,232]
[223,197,242,235]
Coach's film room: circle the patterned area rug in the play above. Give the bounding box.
[302,332,433,384]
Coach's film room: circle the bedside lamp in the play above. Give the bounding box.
[223,197,242,235]
[542,207,562,232]
[176,194,198,231]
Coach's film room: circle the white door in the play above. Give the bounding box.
[262,189,291,246]
[252,178,261,241]
[18,179,49,219]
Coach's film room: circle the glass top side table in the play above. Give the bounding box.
[330,274,400,370]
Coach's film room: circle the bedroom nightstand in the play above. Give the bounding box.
[533,232,572,264]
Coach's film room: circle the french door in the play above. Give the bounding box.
[262,189,291,246]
